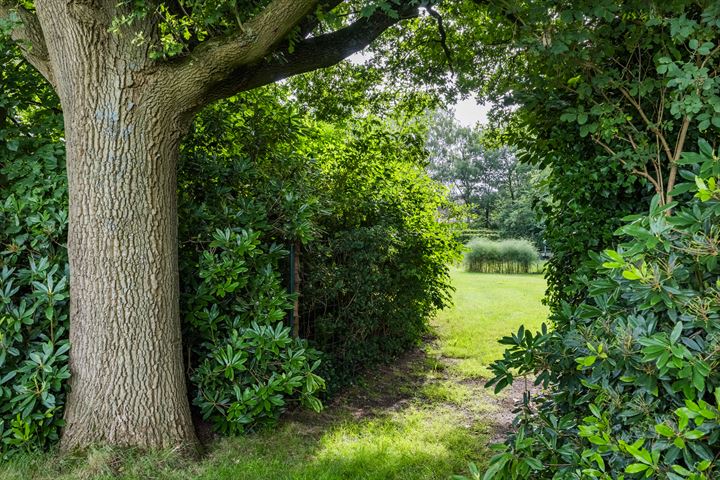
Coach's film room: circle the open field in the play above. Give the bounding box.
[433,271,548,378]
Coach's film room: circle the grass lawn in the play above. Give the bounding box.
[433,270,548,378]
[0,270,547,480]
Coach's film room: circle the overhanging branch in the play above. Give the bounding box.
[170,0,319,100]
[199,4,421,104]
[427,7,454,74]
[0,1,54,85]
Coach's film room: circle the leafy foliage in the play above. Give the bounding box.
[183,229,325,433]
[191,308,324,434]
[467,0,720,312]
[531,139,646,310]
[0,39,68,455]
[177,89,326,433]
[482,142,720,479]
[464,1,720,477]
[300,114,462,390]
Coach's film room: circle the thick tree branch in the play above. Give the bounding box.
[170,0,319,99]
[196,4,420,105]
[0,2,54,85]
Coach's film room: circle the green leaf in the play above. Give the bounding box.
[699,138,713,157]
[482,454,511,480]
[670,322,683,344]
[625,463,649,473]
[623,270,642,280]
[654,424,675,438]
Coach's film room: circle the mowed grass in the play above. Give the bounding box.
[0,385,488,480]
[2,408,484,480]
[0,270,547,480]
[433,270,548,378]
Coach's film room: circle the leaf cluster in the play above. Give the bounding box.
[0,38,68,456]
[482,142,720,479]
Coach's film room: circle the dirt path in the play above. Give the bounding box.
[286,335,531,456]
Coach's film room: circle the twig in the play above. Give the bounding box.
[619,86,674,163]
[426,7,454,74]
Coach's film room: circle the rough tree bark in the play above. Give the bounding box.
[33,1,201,450]
[0,0,419,451]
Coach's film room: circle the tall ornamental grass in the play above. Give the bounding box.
[464,238,539,274]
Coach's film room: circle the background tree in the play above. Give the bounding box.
[426,109,504,227]
[426,109,543,242]
[491,163,545,248]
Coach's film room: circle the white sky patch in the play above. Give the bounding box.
[454,97,491,127]
[348,51,368,65]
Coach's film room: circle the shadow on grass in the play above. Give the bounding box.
[195,344,496,480]
[0,345,497,480]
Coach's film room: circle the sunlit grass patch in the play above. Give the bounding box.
[421,380,472,405]
[434,270,547,378]
[295,407,487,480]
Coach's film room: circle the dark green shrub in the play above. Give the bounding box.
[183,228,325,433]
[464,238,538,274]
[186,231,323,433]
[482,144,720,479]
[177,91,327,433]
[192,321,324,433]
[0,39,69,455]
[299,117,462,389]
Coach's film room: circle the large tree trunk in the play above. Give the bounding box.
[35,4,198,451]
[11,0,415,453]
[60,101,196,451]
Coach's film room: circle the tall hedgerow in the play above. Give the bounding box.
[177,91,327,433]
[300,116,463,389]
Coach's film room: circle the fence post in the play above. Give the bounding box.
[289,242,301,338]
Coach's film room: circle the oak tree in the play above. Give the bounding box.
[0,0,443,451]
